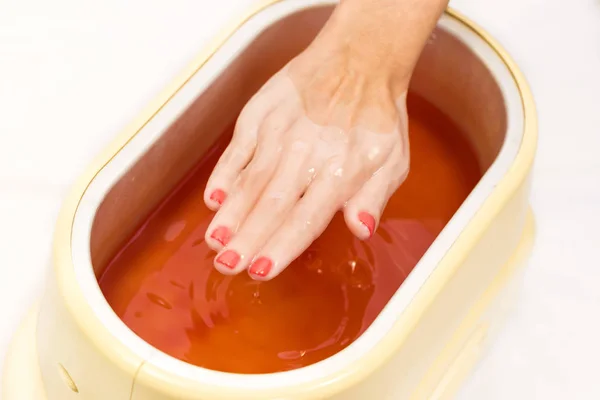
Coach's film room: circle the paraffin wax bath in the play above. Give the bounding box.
[99,93,481,374]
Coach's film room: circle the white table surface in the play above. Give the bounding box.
[1,0,599,398]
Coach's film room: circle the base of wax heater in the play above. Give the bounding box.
[2,304,47,400]
[2,210,535,400]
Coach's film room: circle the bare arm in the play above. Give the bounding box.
[309,0,449,96]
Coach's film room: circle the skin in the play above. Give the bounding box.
[204,0,449,280]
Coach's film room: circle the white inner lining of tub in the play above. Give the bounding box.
[71,0,525,390]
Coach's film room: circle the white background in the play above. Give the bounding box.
[1,0,599,398]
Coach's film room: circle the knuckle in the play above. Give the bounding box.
[238,162,271,192]
[361,142,393,167]
[395,154,411,178]
[287,137,312,157]
[389,159,410,190]
[235,110,259,138]
[258,190,290,214]
[217,145,238,167]
[258,112,289,138]
[292,209,321,236]
[237,168,257,191]
[229,144,253,166]
[322,154,347,180]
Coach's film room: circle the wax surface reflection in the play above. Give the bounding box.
[99,93,481,373]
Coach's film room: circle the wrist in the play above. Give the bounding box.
[306,0,448,97]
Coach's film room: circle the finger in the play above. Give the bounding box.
[203,104,266,210]
[246,168,353,281]
[204,112,296,251]
[343,150,409,240]
[204,75,288,210]
[204,142,279,251]
[213,121,316,274]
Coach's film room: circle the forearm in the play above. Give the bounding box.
[310,0,449,96]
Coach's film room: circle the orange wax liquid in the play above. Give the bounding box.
[99,93,481,374]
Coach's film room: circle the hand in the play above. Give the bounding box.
[203,0,447,280]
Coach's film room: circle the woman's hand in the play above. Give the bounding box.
[203,0,447,280]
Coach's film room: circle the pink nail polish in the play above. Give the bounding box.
[358,211,376,237]
[249,257,272,278]
[210,226,231,246]
[209,189,227,205]
[216,250,240,269]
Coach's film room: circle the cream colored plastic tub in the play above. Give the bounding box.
[2,1,537,399]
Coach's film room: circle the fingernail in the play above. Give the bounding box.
[210,226,231,246]
[358,211,376,237]
[209,189,227,205]
[216,250,240,269]
[249,257,273,278]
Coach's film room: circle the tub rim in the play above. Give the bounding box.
[50,0,537,398]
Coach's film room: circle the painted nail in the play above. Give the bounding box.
[249,257,273,278]
[209,189,227,205]
[215,250,240,269]
[210,226,231,246]
[358,211,376,237]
